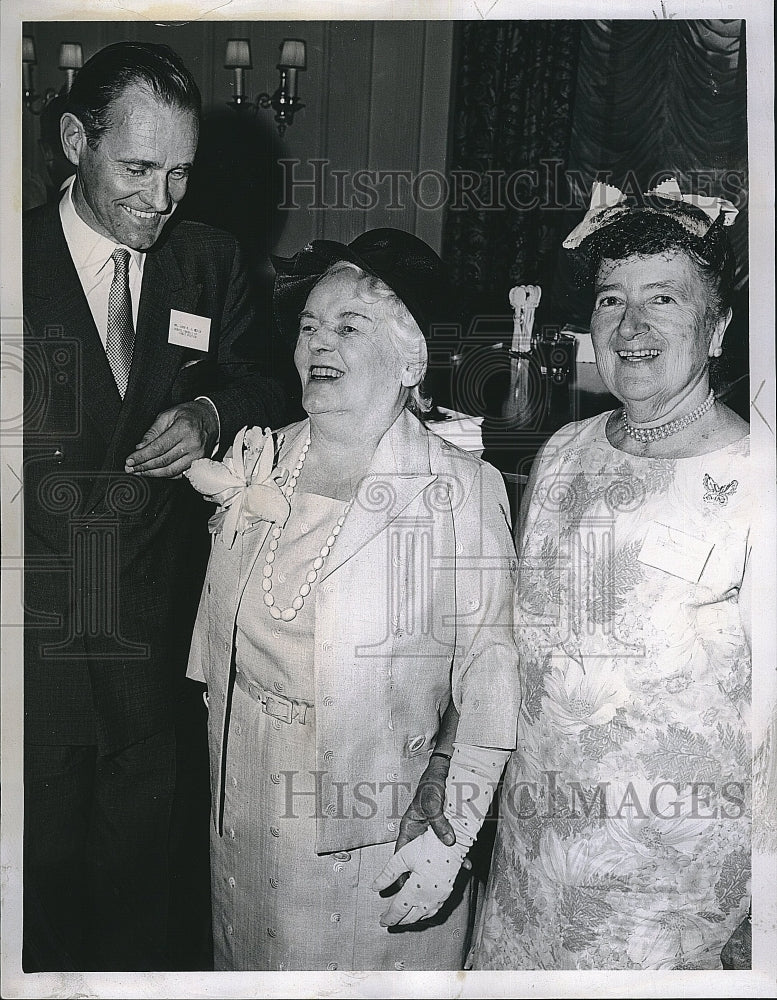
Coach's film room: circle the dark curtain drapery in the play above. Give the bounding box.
[443,20,748,327]
[561,19,749,413]
[571,21,747,181]
[442,21,581,311]
[567,19,748,285]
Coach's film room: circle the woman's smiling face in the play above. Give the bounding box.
[589,250,730,417]
[294,267,411,426]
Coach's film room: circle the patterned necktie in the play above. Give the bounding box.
[106,247,135,398]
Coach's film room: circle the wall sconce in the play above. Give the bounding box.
[23,36,83,115]
[59,42,84,91]
[224,37,306,136]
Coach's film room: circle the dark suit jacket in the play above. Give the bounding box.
[23,202,285,752]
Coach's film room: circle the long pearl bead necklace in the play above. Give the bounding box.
[622,389,716,444]
[261,436,352,622]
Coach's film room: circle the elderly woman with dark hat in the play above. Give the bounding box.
[465,179,753,970]
[184,228,521,970]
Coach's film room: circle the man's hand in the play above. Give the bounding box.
[124,400,219,478]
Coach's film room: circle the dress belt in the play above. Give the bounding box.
[233,667,311,725]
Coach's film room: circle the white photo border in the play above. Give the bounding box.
[1,2,774,997]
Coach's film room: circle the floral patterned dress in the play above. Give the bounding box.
[470,412,752,970]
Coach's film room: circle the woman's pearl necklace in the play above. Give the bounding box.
[261,436,353,622]
[621,389,716,444]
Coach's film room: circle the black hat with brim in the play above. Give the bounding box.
[272,227,460,342]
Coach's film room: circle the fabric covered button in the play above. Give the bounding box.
[333,851,351,862]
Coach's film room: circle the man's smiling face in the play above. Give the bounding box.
[66,81,198,250]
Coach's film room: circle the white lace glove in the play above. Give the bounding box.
[371,743,510,926]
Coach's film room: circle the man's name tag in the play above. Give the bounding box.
[168,308,211,351]
[638,521,714,584]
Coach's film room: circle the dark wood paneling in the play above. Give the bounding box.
[416,21,455,253]
[316,20,375,246]
[364,20,425,237]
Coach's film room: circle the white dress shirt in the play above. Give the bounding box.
[59,175,146,346]
[57,175,221,446]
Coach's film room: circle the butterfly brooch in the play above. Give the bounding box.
[703,473,738,506]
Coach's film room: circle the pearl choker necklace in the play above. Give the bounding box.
[261,436,352,622]
[621,389,716,444]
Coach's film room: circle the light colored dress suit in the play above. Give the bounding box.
[188,407,522,969]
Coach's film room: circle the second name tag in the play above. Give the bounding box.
[168,308,211,351]
[638,521,714,584]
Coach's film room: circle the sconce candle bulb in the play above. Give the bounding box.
[224,38,252,101]
[22,35,36,92]
[59,42,83,93]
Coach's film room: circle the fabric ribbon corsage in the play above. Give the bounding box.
[185,426,290,548]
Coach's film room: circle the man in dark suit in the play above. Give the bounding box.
[22,41,284,972]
